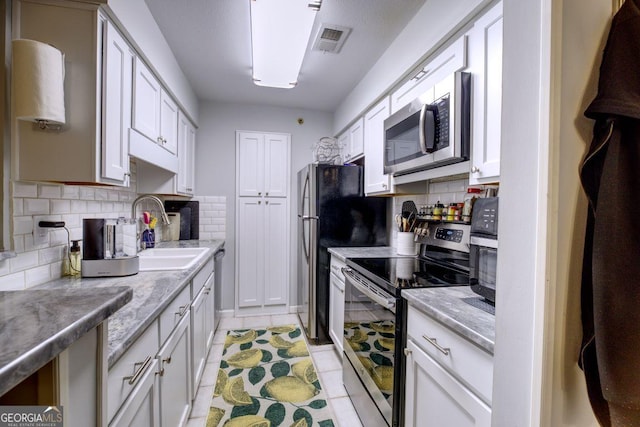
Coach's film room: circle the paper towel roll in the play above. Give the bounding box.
[12,39,65,125]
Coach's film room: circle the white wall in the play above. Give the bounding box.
[332,0,491,135]
[195,101,333,311]
[542,0,611,425]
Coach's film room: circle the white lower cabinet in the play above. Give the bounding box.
[109,359,160,427]
[108,254,217,426]
[158,313,191,427]
[328,255,346,354]
[191,286,207,397]
[404,305,492,427]
[404,339,491,427]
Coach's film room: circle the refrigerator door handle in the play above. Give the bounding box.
[300,215,319,220]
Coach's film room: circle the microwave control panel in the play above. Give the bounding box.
[435,228,464,243]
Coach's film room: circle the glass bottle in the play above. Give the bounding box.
[69,240,81,276]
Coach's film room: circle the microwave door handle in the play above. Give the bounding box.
[419,104,438,153]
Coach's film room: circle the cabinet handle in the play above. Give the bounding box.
[403,348,412,357]
[265,201,269,205]
[186,187,193,192]
[123,356,152,385]
[258,201,261,205]
[175,305,189,317]
[157,136,163,144]
[265,192,269,196]
[258,192,262,196]
[163,356,172,364]
[471,166,480,173]
[382,183,387,189]
[339,288,344,294]
[422,335,450,356]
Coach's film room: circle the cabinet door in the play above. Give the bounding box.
[109,359,160,427]
[237,132,265,197]
[391,36,467,113]
[263,198,288,306]
[237,198,264,308]
[264,134,289,197]
[133,57,161,142]
[404,339,491,427]
[160,89,179,154]
[158,313,191,427]
[468,2,503,184]
[338,132,349,162]
[349,117,365,161]
[328,272,345,354]
[102,20,132,185]
[177,111,195,195]
[364,97,391,195]
[191,287,207,398]
[204,274,215,350]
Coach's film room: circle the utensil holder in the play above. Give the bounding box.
[397,232,417,256]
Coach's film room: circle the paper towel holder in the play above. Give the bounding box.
[12,39,66,131]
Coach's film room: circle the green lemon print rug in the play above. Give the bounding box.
[207,325,336,427]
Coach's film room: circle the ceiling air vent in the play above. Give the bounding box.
[312,24,351,54]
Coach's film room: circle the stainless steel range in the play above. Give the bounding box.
[341,222,470,427]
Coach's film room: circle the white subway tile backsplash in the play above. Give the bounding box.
[0,272,25,291]
[10,251,39,272]
[87,201,102,213]
[62,186,80,199]
[13,182,37,198]
[38,184,62,199]
[13,199,23,216]
[39,246,64,264]
[51,199,71,214]
[25,265,52,288]
[24,199,50,215]
[13,216,34,235]
[70,200,88,213]
[79,187,95,200]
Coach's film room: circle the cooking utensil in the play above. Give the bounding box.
[395,214,403,232]
[402,200,418,217]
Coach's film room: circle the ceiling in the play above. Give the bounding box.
[143,0,426,112]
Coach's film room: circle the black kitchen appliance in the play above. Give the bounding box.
[469,197,499,303]
[297,163,388,344]
[81,218,139,277]
[342,222,470,427]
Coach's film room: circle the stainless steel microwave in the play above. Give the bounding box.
[384,71,471,176]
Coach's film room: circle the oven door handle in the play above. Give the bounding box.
[342,268,396,312]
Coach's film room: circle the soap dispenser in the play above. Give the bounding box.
[69,240,81,276]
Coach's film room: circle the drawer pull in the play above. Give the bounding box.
[158,356,172,377]
[422,335,450,356]
[175,305,189,317]
[403,348,412,357]
[123,356,152,385]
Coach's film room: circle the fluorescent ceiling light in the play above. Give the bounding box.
[250,0,320,89]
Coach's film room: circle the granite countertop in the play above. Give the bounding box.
[0,286,133,396]
[403,287,495,354]
[328,246,412,261]
[35,240,225,367]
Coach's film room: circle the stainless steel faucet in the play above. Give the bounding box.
[131,194,171,251]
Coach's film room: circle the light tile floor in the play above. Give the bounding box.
[185,314,363,427]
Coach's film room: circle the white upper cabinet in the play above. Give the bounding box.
[391,36,467,114]
[132,57,161,144]
[342,118,365,163]
[160,90,179,155]
[133,57,178,155]
[237,132,289,197]
[177,111,195,195]
[14,3,132,186]
[468,1,503,185]
[101,19,133,185]
[364,97,392,195]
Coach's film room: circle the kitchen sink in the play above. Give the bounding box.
[138,247,209,271]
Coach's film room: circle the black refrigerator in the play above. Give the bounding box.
[297,164,388,344]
